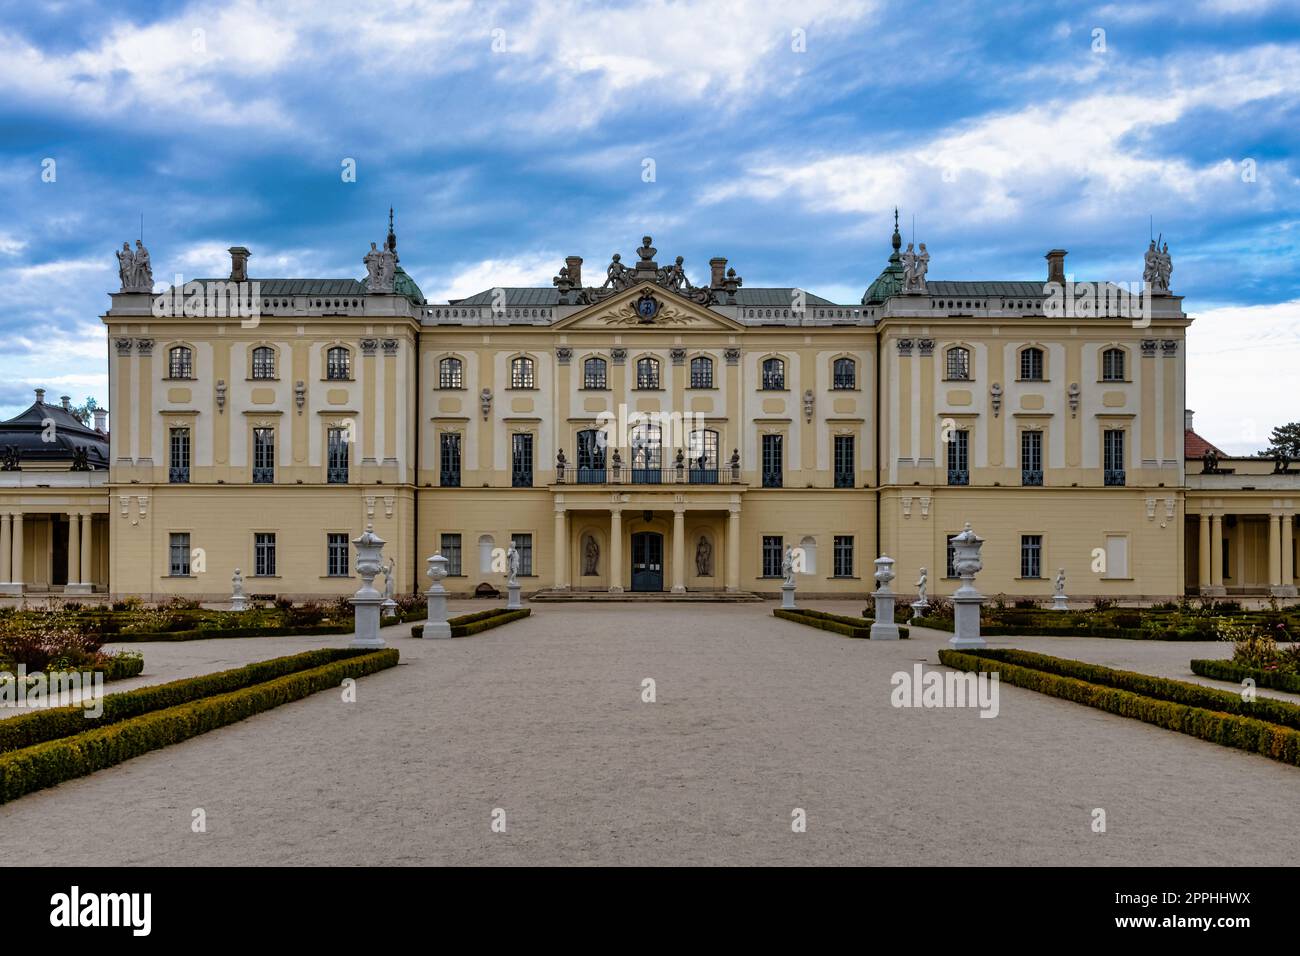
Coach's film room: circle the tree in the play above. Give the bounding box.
[1259,422,1300,462]
[69,396,100,427]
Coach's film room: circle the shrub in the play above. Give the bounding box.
[1191,659,1300,695]
[1012,598,1038,610]
[776,608,909,640]
[286,601,326,628]
[1092,596,1117,611]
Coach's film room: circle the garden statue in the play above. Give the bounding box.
[696,536,712,577]
[230,568,247,611]
[1052,567,1069,611]
[916,567,928,604]
[505,544,522,609]
[583,535,599,576]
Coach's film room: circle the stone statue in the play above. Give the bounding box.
[675,448,685,470]
[1202,449,1218,474]
[1144,238,1173,293]
[696,536,712,576]
[232,568,244,596]
[602,253,628,290]
[659,256,687,291]
[556,448,567,473]
[364,242,385,289]
[381,557,396,602]
[1054,568,1066,597]
[116,242,134,291]
[781,545,795,587]
[70,446,91,471]
[901,242,916,289]
[914,243,929,291]
[1158,241,1172,291]
[506,545,520,586]
[902,241,928,293]
[583,535,599,576]
[636,235,657,263]
[132,240,153,290]
[915,567,928,603]
[1,444,20,471]
[729,448,740,470]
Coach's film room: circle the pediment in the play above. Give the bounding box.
[553,281,743,332]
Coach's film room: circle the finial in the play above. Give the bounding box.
[891,207,902,252]
[386,207,396,254]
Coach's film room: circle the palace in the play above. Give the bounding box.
[0,216,1296,603]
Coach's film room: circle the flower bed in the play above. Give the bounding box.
[1190,659,1300,695]
[776,608,909,639]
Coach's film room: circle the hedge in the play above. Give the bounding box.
[4,654,146,685]
[110,623,353,643]
[939,648,1300,768]
[912,617,1217,641]
[409,607,531,639]
[1190,658,1300,696]
[0,648,397,804]
[775,608,909,640]
[0,648,379,755]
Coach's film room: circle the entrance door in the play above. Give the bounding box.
[630,532,664,592]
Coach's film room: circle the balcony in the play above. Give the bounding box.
[168,466,190,484]
[947,469,970,486]
[557,464,739,485]
[1021,469,1043,486]
[1104,469,1126,487]
[327,466,349,484]
[252,467,274,484]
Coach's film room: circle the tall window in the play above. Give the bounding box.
[169,346,193,379]
[254,532,276,577]
[327,533,349,577]
[169,426,190,484]
[169,532,191,576]
[327,346,351,380]
[690,356,714,388]
[1102,347,1125,381]
[253,427,274,483]
[252,346,276,379]
[945,346,970,380]
[1021,430,1043,485]
[636,357,660,389]
[441,533,462,576]
[576,429,605,482]
[440,433,461,487]
[1020,534,1043,578]
[947,429,969,485]
[687,428,718,483]
[832,357,856,390]
[761,357,785,390]
[946,534,958,577]
[833,535,854,577]
[439,357,463,389]
[1019,347,1044,381]
[327,427,349,483]
[762,535,783,577]
[511,533,533,575]
[583,357,607,389]
[834,435,855,488]
[1104,429,1125,485]
[510,356,535,388]
[511,433,533,487]
[630,423,662,482]
[762,434,783,487]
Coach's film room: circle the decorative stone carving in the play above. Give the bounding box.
[479,387,492,420]
[1142,238,1173,294]
[670,348,686,365]
[896,338,914,355]
[1,445,20,471]
[567,234,741,306]
[582,534,599,576]
[116,240,154,293]
[920,496,931,519]
[216,379,227,414]
[724,348,740,365]
[990,382,1003,418]
[901,242,929,294]
[611,348,627,364]
[382,338,399,355]
[114,338,133,355]
[135,339,153,356]
[1141,339,1158,357]
[1068,382,1080,418]
[696,535,712,576]
[556,347,572,364]
[294,380,305,415]
[802,389,815,422]
[380,557,397,615]
[918,338,935,356]
[360,338,378,355]
[1161,339,1178,355]
[901,496,912,519]
[364,241,396,293]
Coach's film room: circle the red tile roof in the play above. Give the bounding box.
[1185,429,1226,459]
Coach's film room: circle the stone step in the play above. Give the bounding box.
[529,589,764,603]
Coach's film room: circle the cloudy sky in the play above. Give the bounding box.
[0,0,1296,452]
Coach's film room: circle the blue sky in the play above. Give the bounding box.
[0,0,1297,452]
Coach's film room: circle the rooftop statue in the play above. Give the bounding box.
[116,240,154,292]
[1143,237,1173,293]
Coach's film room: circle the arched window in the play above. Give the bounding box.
[478,534,495,574]
[1102,347,1125,382]
[945,346,971,380]
[832,357,856,389]
[761,357,785,390]
[636,357,660,389]
[251,346,275,380]
[510,356,535,388]
[326,346,351,380]
[583,357,607,389]
[576,428,606,482]
[1019,346,1044,381]
[688,428,719,483]
[690,356,714,389]
[439,357,463,389]
[629,423,662,481]
[168,346,193,379]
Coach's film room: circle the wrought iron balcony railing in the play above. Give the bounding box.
[947,469,970,486]
[1021,469,1043,486]
[168,466,190,484]
[1104,469,1126,486]
[252,467,274,484]
[327,466,349,484]
[557,464,739,485]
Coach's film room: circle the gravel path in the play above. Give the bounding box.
[5,600,1300,865]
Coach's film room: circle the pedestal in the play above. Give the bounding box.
[381,598,397,619]
[422,587,450,639]
[507,582,522,610]
[910,600,929,622]
[64,583,92,596]
[781,583,797,609]
[1051,594,1069,611]
[949,584,985,649]
[870,589,900,640]
[350,595,385,649]
[230,594,248,612]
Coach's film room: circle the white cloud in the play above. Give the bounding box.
[424,252,560,303]
[0,233,26,256]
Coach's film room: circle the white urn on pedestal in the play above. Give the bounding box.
[423,553,451,639]
[948,523,987,649]
[870,555,901,640]
[349,526,387,649]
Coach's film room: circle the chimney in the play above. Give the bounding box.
[93,408,108,433]
[710,257,727,288]
[34,387,45,404]
[1184,409,1195,432]
[1045,249,1067,285]
[60,395,71,411]
[565,256,583,288]
[229,246,251,282]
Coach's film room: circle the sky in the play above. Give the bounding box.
[0,0,1296,453]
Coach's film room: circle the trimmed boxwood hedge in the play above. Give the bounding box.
[0,648,398,804]
[775,608,910,640]
[1191,658,1300,696]
[409,607,531,639]
[939,647,1300,767]
[912,617,1218,640]
[110,623,353,643]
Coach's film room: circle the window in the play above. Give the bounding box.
[511,433,533,487]
[947,429,969,485]
[1019,347,1043,381]
[511,356,535,389]
[1021,430,1043,485]
[511,533,533,575]
[687,429,718,483]
[945,346,971,380]
[169,532,191,576]
[635,357,660,389]
[832,357,856,390]
[252,346,276,380]
[1020,534,1043,578]
[254,532,276,577]
[761,357,785,390]
[441,533,462,576]
[439,357,463,389]
[1104,534,1129,579]
[762,535,783,577]
[1102,347,1125,382]
[576,429,605,482]
[946,534,958,578]
[690,356,714,388]
[440,433,461,487]
[169,427,190,484]
[762,434,783,487]
[327,427,349,483]
[834,436,855,488]
[326,346,351,380]
[833,535,854,577]
[583,357,607,389]
[169,345,193,379]
[327,533,349,577]
[253,427,274,483]
[630,423,662,482]
[1104,429,1125,485]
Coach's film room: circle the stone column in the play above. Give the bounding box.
[0,513,10,584]
[1282,515,1296,596]
[81,514,93,590]
[1197,512,1211,592]
[9,512,23,594]
[66,512,81,589]
[1210,513,1224,591]
[726,506,741,592]
[671,505,686,593]
[1269,513,1283,593]
[608,507,624,593]
[553,504,569,591]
